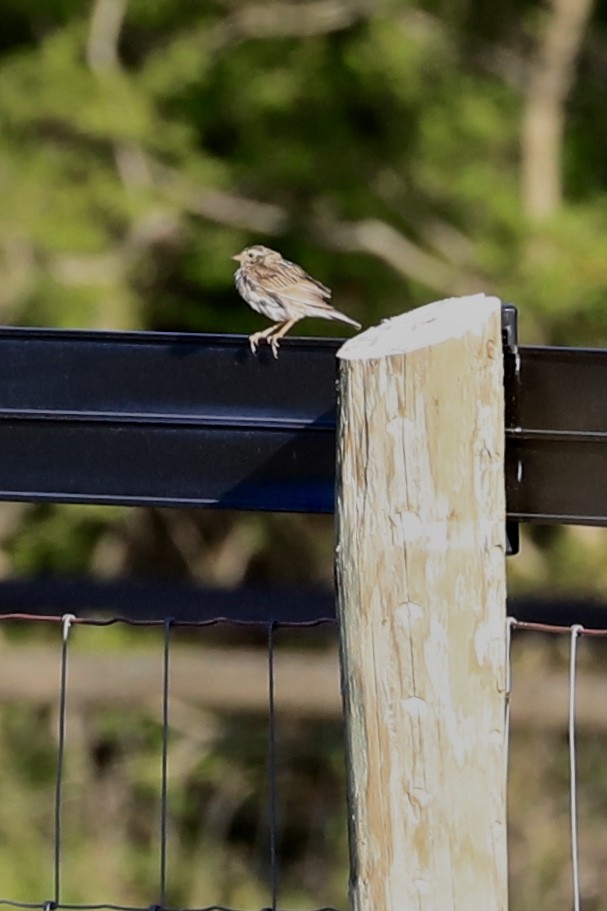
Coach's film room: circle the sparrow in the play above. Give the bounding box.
[232,245,361,357]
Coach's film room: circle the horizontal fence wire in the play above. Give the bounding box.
[3,614,607,635]
[0,905,343,911]
[510,619,607,637]
[0,614,337,629]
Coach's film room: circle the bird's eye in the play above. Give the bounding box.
[246,250,255,260]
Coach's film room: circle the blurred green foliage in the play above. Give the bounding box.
[0,0,606,594]
[0,0,602,342]
[0,0,607,907]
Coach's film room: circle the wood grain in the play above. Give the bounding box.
[336,295,508,910]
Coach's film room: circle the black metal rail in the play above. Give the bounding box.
[0,321,606,526]
[507,345,607,525]
[0,327,338,512]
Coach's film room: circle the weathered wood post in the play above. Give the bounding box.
[335,294,508,911]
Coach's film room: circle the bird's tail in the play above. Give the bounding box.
[330,310,362,330]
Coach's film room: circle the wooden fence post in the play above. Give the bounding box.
[335,294,508,911]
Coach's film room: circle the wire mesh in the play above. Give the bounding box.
[0,612,340,911]
[0,610,603,911]
[507,618,602,911]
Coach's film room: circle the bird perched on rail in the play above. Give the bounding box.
[232,245,361,358]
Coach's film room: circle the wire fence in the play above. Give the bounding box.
[505,618,607,911]
[0,612,339,911]
[0,610,604,911]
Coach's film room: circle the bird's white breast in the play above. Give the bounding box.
[235,269,288,321]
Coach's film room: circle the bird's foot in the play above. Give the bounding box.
[248,332,281,358]
[249,325,280,355]
[248,332,263,354]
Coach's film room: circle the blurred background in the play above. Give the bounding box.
[0,0,607,908]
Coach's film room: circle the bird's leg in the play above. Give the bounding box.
[249,324,280,353]
[267,319,299,359]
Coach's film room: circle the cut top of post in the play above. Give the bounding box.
[338,293,503,360]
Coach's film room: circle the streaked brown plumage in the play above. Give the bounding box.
[233,245,361,357]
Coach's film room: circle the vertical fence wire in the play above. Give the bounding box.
[53,614,76,907]
[569,624,584,911]
[159,618,172,909]
[267,621,278,911]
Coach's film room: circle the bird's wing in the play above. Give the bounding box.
[261,262,332,304]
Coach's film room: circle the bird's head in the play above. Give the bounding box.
[232,245,280,266]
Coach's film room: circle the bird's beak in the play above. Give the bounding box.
[232,253,242,262]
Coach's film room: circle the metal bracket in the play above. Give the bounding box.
[501,304,520,555]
